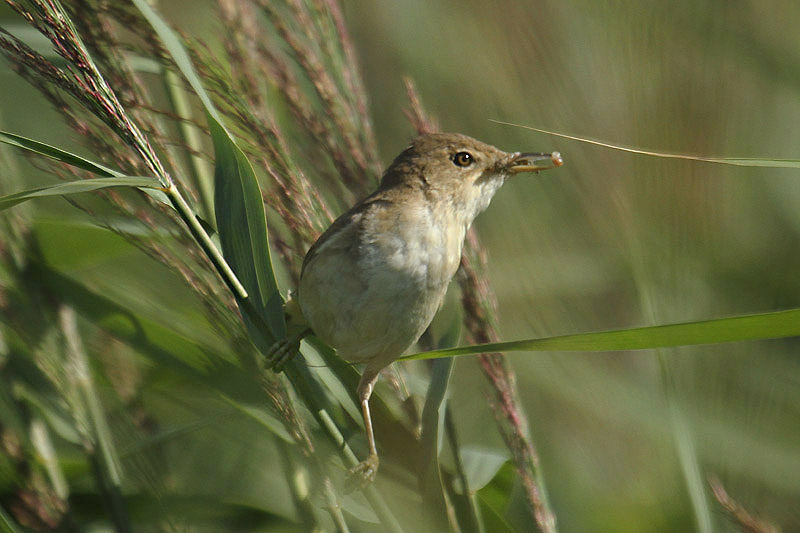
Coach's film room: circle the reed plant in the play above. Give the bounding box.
[0,1,796,531]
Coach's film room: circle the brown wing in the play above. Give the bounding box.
[300,194,392,275]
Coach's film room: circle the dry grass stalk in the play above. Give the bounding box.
[709,476,781,533]
[404,76,555,532]
[1,0,317,501]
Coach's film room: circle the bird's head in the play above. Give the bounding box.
[380,132,562,224]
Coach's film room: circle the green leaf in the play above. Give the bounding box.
[0,177,161,211]
[715,158,800,168]
[401,307,800,360]
[132,0,284,339]
[476,462,518,533]
[1,130,123,177]
[420,361,454,473]
[418,313,464,530]
[461,446,510,492]
[0,503,24,533]
[208,118,284,339]
[476,492,517,533]
[223,397,293,443]
[68,491,283,528]
[131,0,223,125]
[418,358,454,530]
[13,382,82,445]
[126,12,404,530]
[33,262,266,406]
[131,0,342,451]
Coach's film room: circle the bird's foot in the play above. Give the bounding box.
[264,338,298,373]
[345,453,379,492]
[265,327,310,373]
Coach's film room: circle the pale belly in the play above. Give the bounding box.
[298,209,463,365]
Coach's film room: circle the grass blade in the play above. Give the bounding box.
[130,7,402,530]
[163,68,215,224]
[1,130,124,177]
[133,0,282,336]
[133,0,340,425]
[418,358,454,530]
[476,463,519,533]
[209,118,283,338]
[0,503,23,533]
[34,263,264,404]
[490,120,800,168]
[402,307,800,360]
[0,177,161,211]
[131,0,223,125]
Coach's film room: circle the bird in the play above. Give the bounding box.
[269,132,562,483]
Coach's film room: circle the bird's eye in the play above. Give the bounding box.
[452,151,473,167]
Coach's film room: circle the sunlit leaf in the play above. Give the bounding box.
[208,118,284,339]
[0,176,161,211]
[1,130,123,177]
[127,12,352,482]
[402,308,800,360]
[133,0,284,340]
[461,446,511,492]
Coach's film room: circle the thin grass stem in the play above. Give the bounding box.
[60,306,131,533]
[163,68,215,224]
[316,409,404,533]
[323,477,350,533]
[164,183,247,299]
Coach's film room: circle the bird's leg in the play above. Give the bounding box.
[265,295,311,372]
[347,365,381,487]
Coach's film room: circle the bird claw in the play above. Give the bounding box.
[345,454,379,492]
[265,296,310,373]
[265,335,301,372]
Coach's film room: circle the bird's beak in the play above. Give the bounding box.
[506,151,563,174]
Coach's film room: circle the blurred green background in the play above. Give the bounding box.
[2,0,800,531]
[360,2,800,530]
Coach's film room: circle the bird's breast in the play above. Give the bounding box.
[298,198,468,362]
[362,203,464,292]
